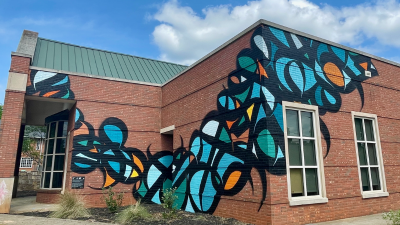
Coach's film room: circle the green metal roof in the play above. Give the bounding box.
[31,38,188,84]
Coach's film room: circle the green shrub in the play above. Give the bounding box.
[115,199,151,224]
[383,210,400,225]
[161,187,178,219]
[49,191,90,219]
[102,186,124,213]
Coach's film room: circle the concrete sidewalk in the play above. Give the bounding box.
[3,196,389,225]
[0,214,109,224]
[309,213,387,225]
[1,196,109,224]
[0,213,388,225]
[10,196,57,214]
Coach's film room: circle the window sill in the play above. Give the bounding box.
[289,197,328,206]
[362,191,389,199]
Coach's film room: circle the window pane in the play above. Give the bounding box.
[303,140,316,166]
[52,172,63,188]
[63,121,68,137]
[370,167,381,190]
[57,121,68,138]
[288,138,302,166]
[45,155,53,171]
[290,168,304,197]
[49,123,56,138]
[55,139,66,154]
[358,143,367,165]
[365,119,375,141]
[360,168,371,191]
[301,111,314,137]
[56,122,63,137]
[54,155,65,171]
[286,110,300,136]
[47,139,54,154]
[41,172,44,187]
[367,143,378,165]
[43,172,51,188]
[306,168,319,196]
[354,118,364,141]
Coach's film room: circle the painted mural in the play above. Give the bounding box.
[27,70,75,99]
[71,25,378,213]
[72,108,173,204]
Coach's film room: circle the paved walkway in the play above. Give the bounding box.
[0,214,109,224]
[9,196,57,214]
[309,213,387,225]
[0,213,388,225]
[0,196,109,224]
[1,196,388,224]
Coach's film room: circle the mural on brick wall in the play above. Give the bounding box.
[71,25,378,213]
[71,109,173,204]
[27,70,75,99]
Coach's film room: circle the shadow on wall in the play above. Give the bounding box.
[58,25,378,214]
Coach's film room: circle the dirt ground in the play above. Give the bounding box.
[16,203,250,225]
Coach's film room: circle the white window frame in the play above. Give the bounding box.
[282,101,328,206]
[20,157,33,168]
[351,111,388,199]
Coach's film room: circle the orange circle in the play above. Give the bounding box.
[323,62,344,87]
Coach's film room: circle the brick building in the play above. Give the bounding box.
[0,19,399,224]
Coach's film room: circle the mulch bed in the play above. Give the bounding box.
[16,203,250,225]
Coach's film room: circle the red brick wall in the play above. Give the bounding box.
[18,23,400,224]
[0,91,25,178]
[36,190,61,204]
[0,55,29,178]
[161,23,400,225]
[162,28,253,148]
[264,59,400,225]
[162,26,266,222]
[9,56,30,74]
[41,75,163,207]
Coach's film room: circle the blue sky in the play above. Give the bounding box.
[1,0,400,104]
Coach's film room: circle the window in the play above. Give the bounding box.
[41,121,68,189]
[20,158,33,168]
[283,102,327,206]
[352,112,388,199]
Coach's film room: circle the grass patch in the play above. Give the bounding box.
[115,200,152,224]
[49,192,90,219]
[383,210,400,225]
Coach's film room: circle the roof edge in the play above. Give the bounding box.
[37,37,188,68]
[30,66,162,87]
[162,20,263,86]
[162,19,400,86]
[257,19,400,67]
[11,51,32,58]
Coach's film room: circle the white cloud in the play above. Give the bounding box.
[151,0,400,65]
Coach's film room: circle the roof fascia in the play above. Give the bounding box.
[29,66,162,87]
[162,19,400,86]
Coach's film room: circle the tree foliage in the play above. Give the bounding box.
[25,125,46,137]
[22,125,46,166]
[22,138,42,165]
